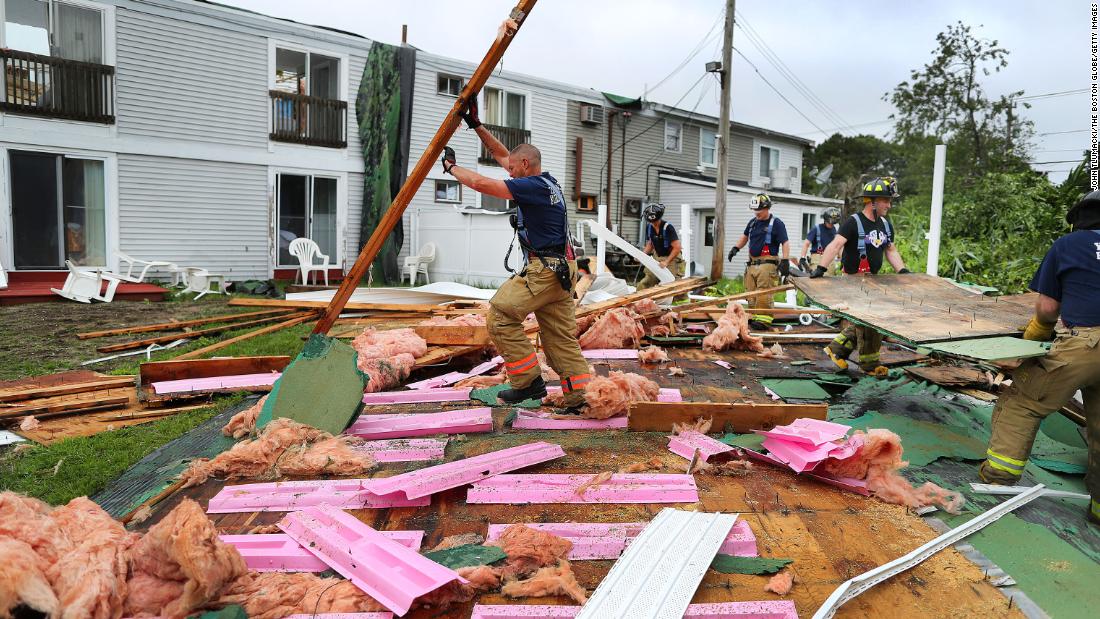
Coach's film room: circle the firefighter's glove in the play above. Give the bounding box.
[1022,316,1056,342]
[779,260,790,278]
[727,246,740,262]
[810,265,828,279]
[442,146,457,174]
[459,96,482,129]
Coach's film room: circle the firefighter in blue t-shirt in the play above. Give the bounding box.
[638,203,684,290]
[981,190,1100,526]
[439,95,591,412]
[799,207,841,275]
[726,193,790,327]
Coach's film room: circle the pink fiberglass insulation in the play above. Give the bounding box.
[47,497,136,619]
[631,298,661,314]
[18,416,39,431]
[418,314,487,327]
[351,327,428,360]
[0,538,57,618]
[180,419,375,487]
[574,315,596,337]
[486,524,573,581]
[577,308,645,350]
[0,492,62,564]
[216,572,386,619]
[455,372,507,389]
[637,346,670,364]
[358,353,416,393]
[500,561,587,604]
[819,429,965,513]
[764,571,793,595]
[125,499,247,618]
[702,304,765,353]
[222,395,266,439]
[580,371,660,419]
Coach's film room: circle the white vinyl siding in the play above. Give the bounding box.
[346,171,363,269]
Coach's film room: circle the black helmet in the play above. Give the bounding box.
[750,193,773,211]
[822,207,841,224]
[860,176,899,199]
[1066,189,1100,230]
[643,202,666,222]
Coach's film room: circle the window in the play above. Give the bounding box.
[437,74,463,97]
[434,179,461,203]
[700,128,717,167]
[759,146,780,178]
[4,0,104,62]
[577,195,596,213]
[274,48,341,99]
[664,121,682,152]
[484,87,527,129]
[277,174,338,266]
[480,194,511,213]
[802,213,817,237]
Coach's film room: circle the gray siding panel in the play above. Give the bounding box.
[346,172,364,268]
[115,8,269,147]
[118,155,269,280]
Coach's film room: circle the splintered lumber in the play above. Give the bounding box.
[0,375,135,403]
[413,325,491,346]
[138,356,291,403]
[228,297,445,313]
[413,345,486,369]
[0,395,130,420]
[173,313,317,360]
[96,311,316,353]
[627,401,828,432]
[793,273,1036,344]
[573,273,595,306]
[311,1,538,334]
[75,309,295,340]
[670,285,793,314]
[576,277,709,319]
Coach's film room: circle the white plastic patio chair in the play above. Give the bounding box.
[51,260,122,303]
[402,242,436,286]
[0,256,7,290]
[181,267,226,300]
[114,251,176,284]
[288,238,333,286]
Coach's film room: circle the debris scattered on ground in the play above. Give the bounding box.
[579,371,660,419]
[618,457,664,473]
[764,570,794,595]
[222,395,266,438]
[638,345,670,363]
[18,416,39,431]
[703,304,765,353]
[574,471,614,496]
[578,307,646,350]
[668,366,685,376]
[351,327,427,392]
[501,560,587,604]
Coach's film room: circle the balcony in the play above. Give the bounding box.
[269,90,347,148]
[1,50,115,124]
[479,123,531,164]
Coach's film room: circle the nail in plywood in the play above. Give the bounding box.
[628,402,828,432]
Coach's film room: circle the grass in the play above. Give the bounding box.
[0,394,243,505]
[107,322,314,375]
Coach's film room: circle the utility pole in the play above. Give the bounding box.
[710,0,735,280]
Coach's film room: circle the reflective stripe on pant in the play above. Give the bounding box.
[826,321,883,371]
[487,259,591,408]
[982,326,1100,500]
[744,261,779,310]
[638,256,686,291]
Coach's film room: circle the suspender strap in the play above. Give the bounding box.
[764,216,774,247]
[852,214,867,257]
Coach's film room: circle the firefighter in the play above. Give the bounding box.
[726,193,790,328]
[637,203,684,290]
[799,207,842,274]
[441,96,591,410]
[980,190,1100,526]
[812,177,910,375]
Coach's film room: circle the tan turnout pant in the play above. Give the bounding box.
[638,256,685,290]
[827,321,885,371]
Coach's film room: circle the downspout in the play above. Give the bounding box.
[605,111,616,229]
[618,111,630,237]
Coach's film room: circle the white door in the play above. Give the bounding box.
[694,210,715,277]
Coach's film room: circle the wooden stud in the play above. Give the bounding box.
[96,311,316,353]
[412,325,491,346]
[75,309,295,339]
[172,313,318,361]
[627,401,828,432]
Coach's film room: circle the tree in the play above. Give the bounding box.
[802,133,902,210]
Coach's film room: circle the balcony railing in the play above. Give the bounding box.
[269,90,347,148]
[479,123,531,164]
[1,49,115,124]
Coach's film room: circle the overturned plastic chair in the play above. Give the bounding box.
[181,267,226,300]
[114,251,176,284]
[51,260,122,303]
[402,242,436,286]
[289,238,333,286]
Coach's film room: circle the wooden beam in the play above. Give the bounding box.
[172,313,317,361]
[627,401,828,432]
[666,285,793,314]
[96,311,316,353]
[75,309,295,339]
[574,277,709,320]
[412,325,491,346]
[0,395,130,420]
[139,356,290,385]
[312,0,539,335]
[0,376,135,403]
[413,345,486,369]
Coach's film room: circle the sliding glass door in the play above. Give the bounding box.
[276,173,338,266]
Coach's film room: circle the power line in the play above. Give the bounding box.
[624,78,716,180]
[733,47,828,135]
[1030,159,1085,165]
[796,118,895,136]
[646,8,725,98]
[1015,89,1088,101]
[1039,129,1088,136]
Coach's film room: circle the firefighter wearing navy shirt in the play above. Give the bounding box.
[638,203,684,290]
[726,193,790,327]
[441,95,591,411]
[799,207,841,275]
[813,177,910,375]
[981,190,1100,526]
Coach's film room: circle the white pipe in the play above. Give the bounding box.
[596,203,608,276]
[680,203,692,278]
[926,144,946,276]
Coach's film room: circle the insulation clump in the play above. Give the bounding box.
[578,371,660,419]
[820,429,965,513]
[618,457,664,473]
[764,570,794,595]
[702,304,765,353]
[501,560,587,604]
[418,314,487,327]
[578,308,645,350]
[488,524,573,580]
[0,538,57,618]
[217,572,386,619]
[222,395,266,438]
[638,345,670,363]
[351,327,428,392]
[17,416,39,432]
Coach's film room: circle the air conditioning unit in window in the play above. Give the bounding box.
[579,104,603,125]
[770,168,793,190]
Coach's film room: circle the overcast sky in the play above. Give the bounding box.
[219,0,1090,182]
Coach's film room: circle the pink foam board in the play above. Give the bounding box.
[484,520,756,560]
[220,531,425,572]
[754,418,851,446]
[361,388,471,405]
[470,601,797,618]
[206,479,431,513]
[151,372,280,395]
[713,360,733,369]
[740,447,869,495]
[826,433,863,461]
[284,614,393,619]
[581,349,640,359]
[760,436,837,472]
[368,442,566,500]
[685,323,711,333]
[279,505,465,616]
[512,409,627,430]
[667,431,735,462]
[345,407,493,439]
[466,473,699,504]
[355,438,448,462]
[406,357,503,390]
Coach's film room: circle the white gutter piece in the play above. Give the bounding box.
[584,219,674,284]
[577,508,738,619]
[968,483,1090,501]
[812,484,1048,619]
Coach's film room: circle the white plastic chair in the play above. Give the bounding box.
[114,251,176,284]
[181,267,226,300]
[0,256,7,290]
[402,242,436,286]
[289,238,333,286]
[51,260,122,303]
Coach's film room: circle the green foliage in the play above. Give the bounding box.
[802,133,903,205]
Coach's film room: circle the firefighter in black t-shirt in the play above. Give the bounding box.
[811,177,911,375]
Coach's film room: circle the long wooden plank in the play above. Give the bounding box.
[413,345,486,369]
[139,356,291,385]
[75,309,295,340]
[228,297,444,313]
[0,395,130,419]
[412,325,491,346]
[668,285,793,314]
[0,376,135,403]
[173,313,317,361]
[96,311,316,353]
[576,277,709,319]
[627,401,828,432]
[312,1,539,334]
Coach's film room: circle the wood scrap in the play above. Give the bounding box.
[138,356,291,404]
[0,375,135,403]
[96,311,316,353]
[627,401,828,432]
[0,395,130,420]
[662,284,793,315]
[228,297,447,313]
[573,274,595,306]
[173,313,317,360]
[75,309,296,339]
[413,325,491,346]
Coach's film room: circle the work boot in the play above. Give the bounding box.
[498,376,547,404]
[823,346,849,371]
[977,461,1020,486]
[866,366,889,377]
[749,319,771,331]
